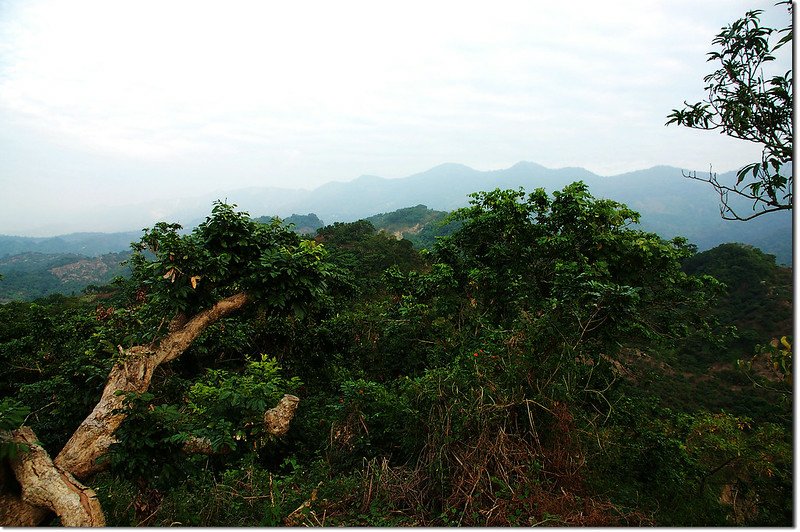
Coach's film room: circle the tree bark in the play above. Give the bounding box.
[0,493,48,528]
[264,394,300,436]
[3,427,104,526]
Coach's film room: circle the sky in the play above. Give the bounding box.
[0,0,792,235]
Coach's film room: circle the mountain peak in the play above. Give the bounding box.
[509,161,546,171]
[430,162,475,171]
[353,174,385,183]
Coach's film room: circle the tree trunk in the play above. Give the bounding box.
[2,292,255,526]
[264,394,300,436]
[3,427,104,526]
[0,493,48,528]
[55,292,249,479]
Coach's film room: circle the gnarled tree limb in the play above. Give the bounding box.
[54,292,250,479]
[2,291,302,527]
[4,427,104,527]
[1,292,254,527]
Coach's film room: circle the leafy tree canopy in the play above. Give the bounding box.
[437,183,722,349]
[129,201,333,330]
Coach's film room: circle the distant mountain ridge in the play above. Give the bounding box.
[1,162,792,264]
[0,232,142,258]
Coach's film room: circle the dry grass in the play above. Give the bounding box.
[315,399,652,526]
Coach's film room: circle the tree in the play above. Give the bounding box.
[0,202,331,526]
[437,183,721,341]
[667,2,792,221]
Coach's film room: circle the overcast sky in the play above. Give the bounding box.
[0,0,791,235]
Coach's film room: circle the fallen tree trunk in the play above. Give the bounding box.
[2,392,303,527]
[0,494,48,528]
[3,427,104,526]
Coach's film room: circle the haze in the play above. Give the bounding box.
[0,0,790,236]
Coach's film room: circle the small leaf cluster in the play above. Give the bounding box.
[0,397,30,460]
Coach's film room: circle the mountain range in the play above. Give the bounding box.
[1,162,792,264]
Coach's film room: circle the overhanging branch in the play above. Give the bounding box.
[683,169,792,221]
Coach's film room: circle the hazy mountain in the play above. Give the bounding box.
[276,161,790,263]
[0,232,142,258]
[280,162,599,222]
[582,166,792,262]
[1,162,792,264]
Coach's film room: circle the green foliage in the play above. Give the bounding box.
[325,379,416,468]
[667,3,792,219]
[185,356,301,449]
[254,213,324,235]
[678,242,792,415]
[0,397,30,460]
[315,220,425,298]
[437,183,722,349]
[737,336,792,404]
[129,202,333,331]
[108,356,300,492]
[602,242,791,427]
[683,243,792,343]
[106,391,190,491]
[594,396,792,526]
[0,297,115,452]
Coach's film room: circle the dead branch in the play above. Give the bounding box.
[264,394,301,437]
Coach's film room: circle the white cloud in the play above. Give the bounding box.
[0,0,790,233]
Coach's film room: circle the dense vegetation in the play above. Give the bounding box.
[0,182,791,526]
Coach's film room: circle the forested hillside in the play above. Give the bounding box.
[0,185,791,527]
[254,213,325,235]
[2,198,786,304]
[0,252,131,303]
